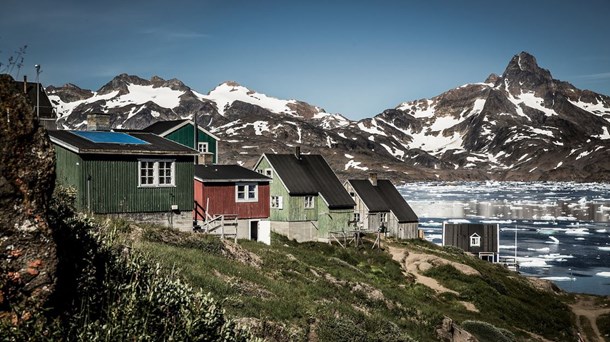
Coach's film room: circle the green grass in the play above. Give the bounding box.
[136,228,579,341]
[598,313,610,340]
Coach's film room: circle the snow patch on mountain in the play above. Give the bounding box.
[50,90,119,118]
[106,84,184,109]
[198,82,302,116]
[568,98,610,118]
[345,159,368,171]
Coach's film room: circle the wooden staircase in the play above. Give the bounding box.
[193,202,238,242]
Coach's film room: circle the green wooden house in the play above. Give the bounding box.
[253,148,355,242]
[142,119,219,164]
[49,130,197,230]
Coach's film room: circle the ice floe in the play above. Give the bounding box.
[541,276,575,281]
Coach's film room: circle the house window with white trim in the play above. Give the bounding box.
[236,183,257,202]
[264,168,273,178]
[139,160,175,187]
[380,212,387,222]
[271,196,283,209]
[353,213,361,222]
[470,233,481,247]
[197,142,208,153]
[304,196,315,209]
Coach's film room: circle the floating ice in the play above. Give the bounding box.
[547,236,560,244]
[596,272,610,278]
[565,228,589,235]
[575,237,585,241]
[598,247,610,251]
[597,229,607,233]
[499,245,516,249]
[527,247,550,252]
[541,276,575,281]
[425,234,443,240]
[519,259,551,268]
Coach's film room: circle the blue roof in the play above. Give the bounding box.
[71,131,150,145]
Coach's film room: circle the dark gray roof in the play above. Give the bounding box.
[48,130,197,155]
[14,81,55,119]
[348,179,418,223]
[142,119,189,135]
[195,164,270,182]
[265,154,354,209]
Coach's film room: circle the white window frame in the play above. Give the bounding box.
[264,168,273,178]
[236,183,258,202]
[470,233,481,247]
[197,142,209,153]
[138,159,175,187]
[380,212,388,222]
[304,196,315,209]
[353,212,361,222]
[271,195,283,209]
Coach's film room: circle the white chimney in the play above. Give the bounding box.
[87,113,111,131]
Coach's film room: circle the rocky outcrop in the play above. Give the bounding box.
[0,74,57,325]
[436,317,478,342]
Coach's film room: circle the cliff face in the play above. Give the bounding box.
[0,74,57,324]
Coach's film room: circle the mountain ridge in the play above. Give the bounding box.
[47,52,610,182]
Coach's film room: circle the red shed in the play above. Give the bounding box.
[194,164,271,243]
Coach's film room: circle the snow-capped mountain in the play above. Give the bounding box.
[47,52,610,181]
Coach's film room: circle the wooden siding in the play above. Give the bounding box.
[166,125,217,163]
[344,182,366,229]
[53,143,194,214]
[443,223,499,254]
[194,181,270,219]
[319,206,353,237]
[256,157,291,221]
[82,155,193,214]
[54,145,86,209]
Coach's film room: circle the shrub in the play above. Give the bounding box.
[461,320,515,342]
[1,185,255,341]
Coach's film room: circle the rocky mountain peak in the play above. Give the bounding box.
[97,73,149,95]
[501,51,553,94]
[222,81,243,88]
[150,76,189,92]
[484,73,500,84]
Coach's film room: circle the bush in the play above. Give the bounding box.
[461,320,515,342]
[1,185,255,341]
[598,313,610,339]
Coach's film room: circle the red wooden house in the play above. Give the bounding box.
[194,164,271,243]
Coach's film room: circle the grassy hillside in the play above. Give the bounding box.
[2,188,580,342]
[136,225,577,341]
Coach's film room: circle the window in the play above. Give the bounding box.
[380,212,387,222]
[140,161,155,186]
[470,233,481,247]
[304,196,315,209]
[158,161,173,185]
[271,196,283,209]
[264,168,273,177]
[353,213,361,222]
[197,142,208,153]
[139,160,175,187]
[236,183,257,202]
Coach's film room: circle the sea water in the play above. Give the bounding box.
[399,181,610,296]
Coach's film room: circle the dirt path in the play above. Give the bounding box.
[569,295,610,342]
[387,245,480,311]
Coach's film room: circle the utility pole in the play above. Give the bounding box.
[34,64,41,120]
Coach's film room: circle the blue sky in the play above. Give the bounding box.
[2,0,609,119]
